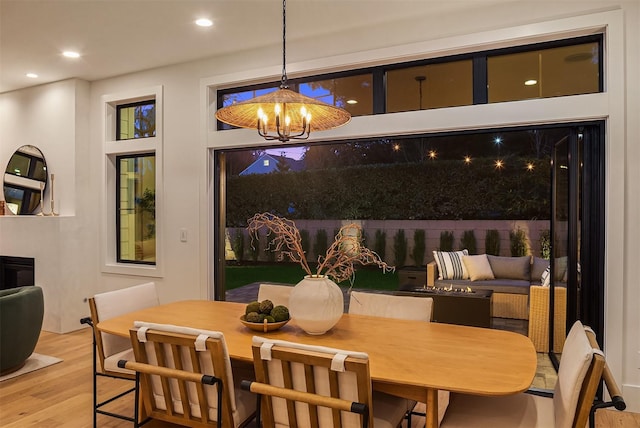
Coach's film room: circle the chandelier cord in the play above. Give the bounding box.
[281,0,288,87]
[214,0,350,141]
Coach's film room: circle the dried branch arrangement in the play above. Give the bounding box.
[247,212,394,284]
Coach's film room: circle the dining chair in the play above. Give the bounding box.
[257,283,293,307]
[120,321,257,428]
[348,290,432,321]
[348,290,445,425]
[244,335,411,428]
[80,282,159,427]
[439,320,608,428]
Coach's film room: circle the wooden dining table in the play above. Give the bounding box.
[97,300,536,428]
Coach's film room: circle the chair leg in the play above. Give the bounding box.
[256,394,262,428]
[134,372,140,428]
[91,322,98,428]
[83,317,138,426]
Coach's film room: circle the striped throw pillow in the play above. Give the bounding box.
[541,265,551,287]
[433,250,470,280]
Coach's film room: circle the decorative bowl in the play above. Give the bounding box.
[240,315,289,333]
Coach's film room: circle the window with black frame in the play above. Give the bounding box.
[116,153,156,264]
[216,35,602,131]
[116,100,156,140]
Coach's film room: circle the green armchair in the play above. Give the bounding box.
[0,286,44,375]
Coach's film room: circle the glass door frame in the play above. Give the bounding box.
[549,122,605,367]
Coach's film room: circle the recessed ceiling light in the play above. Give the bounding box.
[195,18,213,27]
[524,79,537,86]
[346,99,358,105]
[26,73,38,78]
[63,51,80,58]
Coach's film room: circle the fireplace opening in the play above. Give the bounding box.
[0,256,35,290]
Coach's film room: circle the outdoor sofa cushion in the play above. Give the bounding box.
[487,255,531,280]
[531,257,548,282]
[462,254,495,281]
[433,250,469,280]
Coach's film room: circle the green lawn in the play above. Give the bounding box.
[225,263,399,291]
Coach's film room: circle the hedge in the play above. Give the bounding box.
[226,157,550,226]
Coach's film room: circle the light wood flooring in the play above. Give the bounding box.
[0,329,637,428]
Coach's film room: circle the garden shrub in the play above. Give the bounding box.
[361,230,369,248]
[374,230,386,260]
[485,229,500,256]
[249,230,260,262]
[510,227,529,256]
[313,229,328,261]
[232,231,244,262]
[440,231,454,251]
[393,229,408,268]
[412,230,426,266]
[539,229,551,259]
[266,240,277,262]
[300,229,310,258]
[460,230,477,254]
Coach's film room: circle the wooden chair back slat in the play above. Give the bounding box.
[88,297,113,375]
[328,369,343,427]
[579,327,627,425]
[584,329,625,401]
[304,364,320,428]
[173,344,193,420]
[573,352,605,428]
[153,341,175,417]
[277,359,295,428]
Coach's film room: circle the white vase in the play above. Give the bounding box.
[289,275,344,335]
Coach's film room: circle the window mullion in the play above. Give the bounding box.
[373,69,386,114]
[473,55,488,105]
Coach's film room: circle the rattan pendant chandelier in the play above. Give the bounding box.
[215,0,351,142]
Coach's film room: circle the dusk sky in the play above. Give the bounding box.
[265,146,306,160]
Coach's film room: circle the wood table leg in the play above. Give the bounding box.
[425,388,439,428]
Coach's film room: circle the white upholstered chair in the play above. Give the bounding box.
[348,290,445,424]
[257,283,294,307]
[83,282,159,427]
[439,320,605,428]
[245,336,411,428]
[348,290,433,321]
[121,322,256,428]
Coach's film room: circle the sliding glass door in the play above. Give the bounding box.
[549,123,604,363]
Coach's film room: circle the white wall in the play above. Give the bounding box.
[0,79,94,332]
[1,0,638,412]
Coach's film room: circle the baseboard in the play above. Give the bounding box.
[622,383,640,413]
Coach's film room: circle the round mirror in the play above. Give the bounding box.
[3,145,47,215]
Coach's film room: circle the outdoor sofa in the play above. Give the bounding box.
[427,252,564,320]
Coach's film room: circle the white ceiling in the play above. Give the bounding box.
[0,0,507,94]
